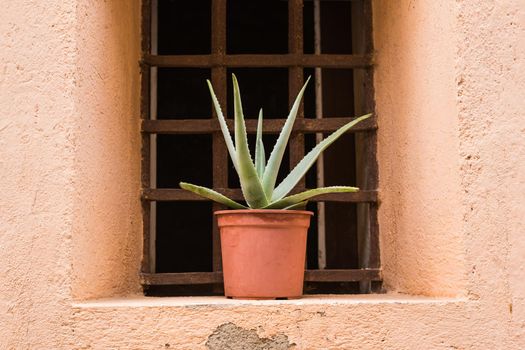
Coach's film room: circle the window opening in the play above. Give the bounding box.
[141,0,380,296]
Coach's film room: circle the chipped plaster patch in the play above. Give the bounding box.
[206,323,294,350]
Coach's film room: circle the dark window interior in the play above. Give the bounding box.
[147,0,376,296]
[303,1,353,54]
[156,201,213,273]
[227,0,288,54]
[157,0,211,55]
[226,68,289,118]
[157,68,211,119]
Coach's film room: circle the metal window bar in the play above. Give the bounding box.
[140,0,381,291]
[148,0,158,274]
[210,0,228,279]
[140,0,152,274]
[313,0,326,270]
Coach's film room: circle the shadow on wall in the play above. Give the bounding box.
[72,0,142,299]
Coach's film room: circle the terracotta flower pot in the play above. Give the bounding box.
[215,209,313,300]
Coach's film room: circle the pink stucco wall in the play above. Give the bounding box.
[375,0,466,297]
[72,0,142,300]
[0,0,523,348]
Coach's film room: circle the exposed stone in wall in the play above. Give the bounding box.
[206,323,294,350]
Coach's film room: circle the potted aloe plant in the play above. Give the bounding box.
[180,75,371,299]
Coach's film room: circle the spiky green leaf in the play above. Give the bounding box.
[255,108,266,178]
[179,182,247,209]
[271,113,372,201]
[265,186,359,209]
[232,75,269,208]
[283,201,308,210]
[262,77,311,197]
[207,80,238,172]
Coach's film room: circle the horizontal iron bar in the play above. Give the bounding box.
[141,269,382,285]
[142,188,378,203]
[142,272,223,285]
[304,269,382,282]
[142,116,377,134]
[142,54,373,68]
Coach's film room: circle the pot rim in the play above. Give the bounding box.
[215,209,313,216]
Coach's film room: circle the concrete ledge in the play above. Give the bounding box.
[70,294,476,349]
[73,293,468,309]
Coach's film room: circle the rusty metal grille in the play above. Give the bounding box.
[140,0,381,295]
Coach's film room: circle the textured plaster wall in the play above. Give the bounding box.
[375,0,525,346]
[374,0,466,297]
[0,1,78,348]
[0,0,524,349]
[72,0,141,300]
[454,0,525,344]
[0,0,141,347]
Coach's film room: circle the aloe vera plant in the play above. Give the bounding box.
[179,75,372,210]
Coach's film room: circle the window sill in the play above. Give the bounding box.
[71,294,473,348]
[73,293,467,309]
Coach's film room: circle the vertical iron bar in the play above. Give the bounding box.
[141,0,152,274]
[288,0,305,190]
[362,0,379,272]
[352,0,379,293]
[149,0,158,274]
[211,0,228,274]
[313,0,326,270]
[352,0,369,293]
